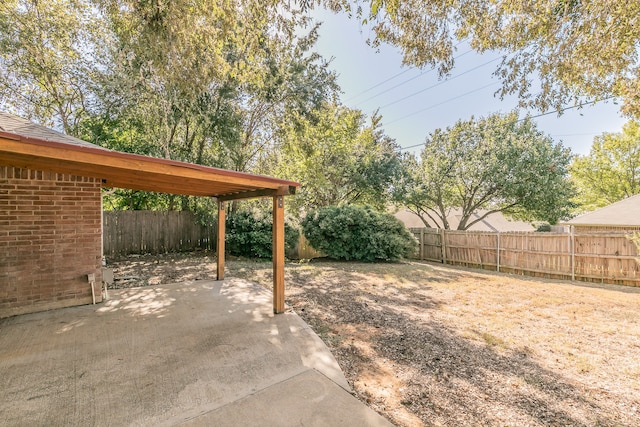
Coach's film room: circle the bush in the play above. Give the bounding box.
[536,223,552,232]
[226,209,299,259]
[301,205,417,262]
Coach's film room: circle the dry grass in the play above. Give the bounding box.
[109,254,640,426]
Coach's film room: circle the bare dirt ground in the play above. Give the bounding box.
[107,252,640,426]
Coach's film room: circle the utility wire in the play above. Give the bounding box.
[347,38,471,104]
[384,81,500,126]
[344,68,413,103]
[354,49,473,107]
[379,56,502,110]
[396,97,613,152]
[354,69,438,107]
[552,132,601,137]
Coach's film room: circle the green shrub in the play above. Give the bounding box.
[226,209,299,259]
[301,205,417,262]
[536,223,552,232]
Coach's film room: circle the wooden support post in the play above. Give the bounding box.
[273,196,285,314]
[216,200,225,280]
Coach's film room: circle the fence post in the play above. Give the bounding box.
[570,226,575,281]
[420,228,425,260]
[496,232,501,272]
[440,228,447,264]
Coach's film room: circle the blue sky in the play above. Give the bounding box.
[311,9,628,156]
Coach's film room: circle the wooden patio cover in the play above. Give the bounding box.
[0,127,299,314]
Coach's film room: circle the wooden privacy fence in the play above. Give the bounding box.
[103,211,216,256]
[289,234,324,259]
[410,228,640,287]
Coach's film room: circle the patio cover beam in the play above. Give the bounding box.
[216,185,296,202]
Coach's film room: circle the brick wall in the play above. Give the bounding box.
[0,166,103,318]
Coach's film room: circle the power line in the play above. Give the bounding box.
[347,38,471,104]
[354,49,473,107]
[552,132,601,137]
[384,81,500,126]
[378,56,502,110]
[396,98,613,152]
[344,68,413,103]
[522,98,613,121]
[354,69,437,107]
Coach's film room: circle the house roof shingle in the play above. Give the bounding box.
[0,112,102,150]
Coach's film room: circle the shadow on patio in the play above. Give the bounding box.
[0,279,390,426]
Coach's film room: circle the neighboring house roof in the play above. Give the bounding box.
[395,209,535,232]
[0,112,299,199]
[563,194,640,227]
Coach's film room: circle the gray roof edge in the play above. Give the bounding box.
[560,223,640,228]
[563,194,640,225]
[0,112,108,151]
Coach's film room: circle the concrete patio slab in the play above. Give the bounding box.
[0,279,392,426]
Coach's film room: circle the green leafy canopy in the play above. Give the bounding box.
[275,103,403,214]
[394,111,575,230]
[570,120,640,212]
[315,0,640,116]
[302,205,417,262]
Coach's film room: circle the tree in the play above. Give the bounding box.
[312,0,640,116]
[0,0,106,135]
[1,0,339,211]
[97,0,337,172]
[395,112,574,230]
[276,103,403,214]
[302,205,416,262]
[94,1,338,212]
[1,1,337,173]
[570,120,640,211]
[216,21,339,174]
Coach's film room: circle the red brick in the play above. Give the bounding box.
[0,166,102,317]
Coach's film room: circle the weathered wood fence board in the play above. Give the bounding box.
[103,211,216,256]
[290,234,324,260]
[410,228,640,287]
